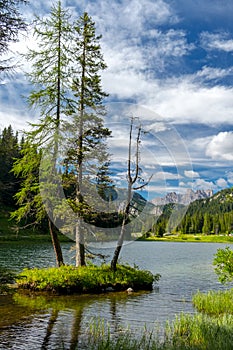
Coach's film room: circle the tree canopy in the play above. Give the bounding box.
[0,0,28,74]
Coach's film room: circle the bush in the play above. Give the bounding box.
[213,247,233,284]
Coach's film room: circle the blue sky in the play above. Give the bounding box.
[0,0,233,198]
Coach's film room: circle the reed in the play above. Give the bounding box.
[83,313,233,350]
[192,289,233,316]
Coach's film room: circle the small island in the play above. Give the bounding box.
[1,264,160,295]
[16,265,159,294]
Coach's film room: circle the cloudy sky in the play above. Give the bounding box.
[1,0,233,199]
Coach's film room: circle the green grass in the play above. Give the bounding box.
[143,234,233,244]
[16,264,160,293]
[81,284,233,349]
[167,313,233,350]
[192,289,233,316]
[81,313,233,350]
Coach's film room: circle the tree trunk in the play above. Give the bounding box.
[48,218,64,267]
[111,191,131,271]
[110,218,126,271]
[75,218,86,266]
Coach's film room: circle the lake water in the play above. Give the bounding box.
[0,241,231,349]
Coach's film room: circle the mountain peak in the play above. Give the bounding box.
[151,189,213,206]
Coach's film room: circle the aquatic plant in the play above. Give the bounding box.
[192,289,233,316]
[83,313,233,350]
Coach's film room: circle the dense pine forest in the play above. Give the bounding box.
[0,125,23,207]
[177,188,233,235]
[148,188,233,237]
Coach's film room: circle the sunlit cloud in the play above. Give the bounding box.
[1,0,233,196]
[216,178,228,188]
[206,132,233,161]
[184,170,200,178]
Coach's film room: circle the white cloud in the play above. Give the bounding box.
[0,0,232,198]
[102,29,194,97]
[155,171,182,180]
[0,110,29,132]
[145,122,169,133]
[195,66,233,81]
[103,72,233,126]
[227,172,233,184]
[184,174,231,192]
[216,178,228,188]
[188,178,216,191]
[200,32,233,52]
[143,29,194,70]
[206,132,233,160]
[144,81,233,125]
[184,170,200,178]
[89,0,177,37]
[6,0,233,130]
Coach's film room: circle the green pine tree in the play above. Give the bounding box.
[11,0,73,266]
[0,125,20,205]
[63,12,111,266]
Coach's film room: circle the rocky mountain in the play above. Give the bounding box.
[151,189,213,206]
[148,187,233,236]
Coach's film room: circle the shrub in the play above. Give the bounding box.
[213,247,233,284]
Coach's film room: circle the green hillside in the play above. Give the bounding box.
[147,187,233,237]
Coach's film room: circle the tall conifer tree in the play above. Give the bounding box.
[12,4,111,267]
[12,1,73,266]
[64,12,110,266]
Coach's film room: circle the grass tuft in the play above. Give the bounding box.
[192,288,233,316]
[83,313,233,350]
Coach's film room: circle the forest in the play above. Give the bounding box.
[0,124,233,241]
[147,188,233,237]
[0,125,23,207]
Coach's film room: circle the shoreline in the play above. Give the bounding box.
[138,234,233,244]
[1,233,233,244]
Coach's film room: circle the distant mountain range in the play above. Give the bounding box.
[151,189,213,206]
[149,187,233,235]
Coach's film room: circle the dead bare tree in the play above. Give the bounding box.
[111,118,152,271]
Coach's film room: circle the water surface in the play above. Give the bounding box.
[0,241,231,349]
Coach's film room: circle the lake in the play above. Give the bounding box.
[0,241,231,349]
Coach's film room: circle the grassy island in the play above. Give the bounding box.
[16,264,160,294]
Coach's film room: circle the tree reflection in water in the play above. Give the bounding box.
[2,291,148,349]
